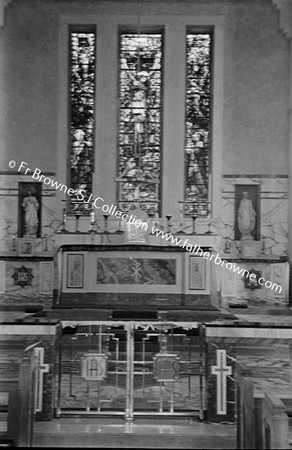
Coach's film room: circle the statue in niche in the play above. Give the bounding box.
[238,191,256,240]
[22,188,39,237]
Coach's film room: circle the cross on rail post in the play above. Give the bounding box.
[34,347,49,413]
[211,349,232,415]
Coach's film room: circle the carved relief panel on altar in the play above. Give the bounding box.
[96,257,176,285]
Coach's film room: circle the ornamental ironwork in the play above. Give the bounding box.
[153,353,180,381]
[81,353,108,381]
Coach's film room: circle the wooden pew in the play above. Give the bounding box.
[261,393,289,449]
[236,363,292,449]
[0,347,38,447]
[0,379,19,446]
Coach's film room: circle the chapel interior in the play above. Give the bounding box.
[1,0,292,448]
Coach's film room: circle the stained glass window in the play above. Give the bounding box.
[69,31,95,212]
[185,33,212,216]
[117,33,162,215]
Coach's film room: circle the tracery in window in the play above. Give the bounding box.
[117,33,162,215]
[69,31,95,212]
[185,33,211,216]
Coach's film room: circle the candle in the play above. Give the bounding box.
[179,201,184,220]
[90,211,95,223]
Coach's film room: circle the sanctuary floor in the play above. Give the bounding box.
[33,417,236,448]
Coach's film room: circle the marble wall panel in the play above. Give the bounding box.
[221,261,288,307]
[0,260,53,307]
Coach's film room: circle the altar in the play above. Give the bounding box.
[54,242,215,309]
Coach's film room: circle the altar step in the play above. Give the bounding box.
[34,417,236,448]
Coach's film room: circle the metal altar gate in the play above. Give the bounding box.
[56,321,205,419]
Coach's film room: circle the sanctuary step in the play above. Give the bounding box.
[34,417,236,449]
[112,310,158,320]
[41,306,237,323]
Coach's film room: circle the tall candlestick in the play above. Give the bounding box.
[154,212,159,228]
[89,209,97,234]
[12,234,16,251]
[191,216,197,235]
[103,214,109,233]
[75,211,81,233]
[165,215,172,233]
[179,201,184,220]
[178,201,187,234]
[225,238,230,253]
[57,208,68,233]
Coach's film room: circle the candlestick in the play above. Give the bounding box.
[75,211,81,233]
[56,208,68,233]
[103,214,109,233]
[204,202,212,234]
[12,234,16,251]
[150,213,158,235]
[89,220,97,235]
[179,201,184,221]
[204,219,212,234]
[165,215,172,233]
[225,238,231,253]
[114,221,123,234]
[177,201,187,234]
[88,207,97,233]
[190,215,197,235]
[155,213,160,229]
